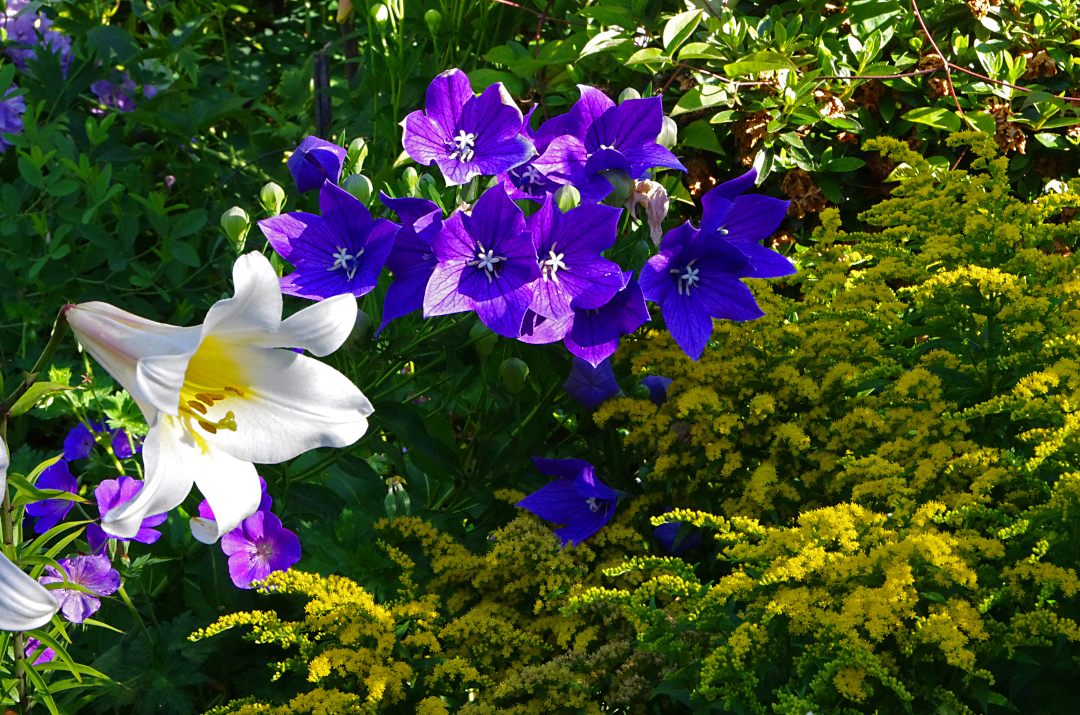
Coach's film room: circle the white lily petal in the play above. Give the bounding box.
[190,454,261,544]
[0,441,59,630]
[201,252,283,338]
[274,294,358,357]
[189,516,219,544]
[192,344,373,464]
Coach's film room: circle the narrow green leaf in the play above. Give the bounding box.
[9,382,78,417]
[26,630,81,683]
[662,10,703,51]
[21,661,61,715]
[724,50,797,77]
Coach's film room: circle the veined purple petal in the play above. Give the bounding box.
[25,460,77,534]
[379,193,442,232]
[221,511,301,589]
[654,520,703,556]
[515,477,588,525]
[563,357,620,409]
[258,212,322,263]
[734,241,798,279]
[532,456,594,480]
[565,278,649,366]
[717,194,790,245]
[532,135,589,185]
[451,134,534,183]
[583,147,633,176]
[40,555,119,623]
[698,195,734,237]
[641,376,673,405]
[584,96,662,154]
[706,168,758,203]
[518,309,571,344]
[287,137,347,193]
[472,284,533,338]
[425,68,475,139]
[402,111,453,167]
[621,142,687,177]
[573,466,617,501]
[63,423,97,461]
[320,180,373,239]
[553,509,613,546]
[568,85,616,137]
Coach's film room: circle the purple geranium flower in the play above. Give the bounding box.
[424,186,540,337]
[260,181,399,301]
[38,554,120,623]
[221,511,301,589]
[527,196,624,321]
[0,85,26,151]
[516,457,617,546]
[64,420,141,461]
[402,69,535,186]
[1,0,72,77]
[25,637,55,665]
[699,169,796,279]
[377,193,443,335]
[85,477,168,554]
[287,136,348,193]
[90,74,157,113]
[639,222,763,361]
[533,86,686,199]
[563,357,620,409]
[25,460,77,535]
[640,376,673,405]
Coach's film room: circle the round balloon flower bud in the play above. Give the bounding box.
[220,207,250,252]
[259,182,286,216]
[554,184,581,213]
[347,137,368,174]
[402,166,420,194]
[371,3,389,27]
[470,321,497,359]
[618,87,641,104]
[657,116,678,149]
[342,174,373,204]
[634,239,652,265]
[500,358,529,394]
[424,8,442,34]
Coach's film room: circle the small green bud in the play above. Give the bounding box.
[601,168,634,207]
[403,166,420,196]
[371,3,389,27]
[470,321,497,359]
[347,137,369,174]
[500,358,529,394]
[220,206,250,252]
[417,172,439,196]
[424,8,442,34]
[342,173,374,204]
[259,181,286,216]
[657,116,677,149]
[618,87,641,104]
[554,185,581,213]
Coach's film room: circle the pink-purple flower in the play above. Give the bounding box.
[90,74,157,113]
[38,554,120,623]
[25,460,77,535]
[516,457,617,547]
[1,0,72,77]
[220,510,302,589]
[86,477,168,554]
[287,136,348,193]
[24,637,55,665]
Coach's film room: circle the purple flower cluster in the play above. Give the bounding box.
[90,74,159,114]
[0,85,26,151]
[1,0,72,77]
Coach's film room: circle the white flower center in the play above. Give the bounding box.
[540,245,568,283]
[328,246,363,281]
[450,130,477,163]
[466,242,507,283]
[669,259,700,296]
[586,497,605,513]
[519,165,542,184]
[598,144,616,151]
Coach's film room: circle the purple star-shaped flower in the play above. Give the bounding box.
[287,136,348,193]
[38,554,120,623]
[527,196,624,321]
[516,457,617,547]
[0,85,26,151]
[260,180,399,301]
[639,222,763,361]
[402,69,535,186]
[64,420,141,461]
[24,638,54,665]
[563,357,620,409]
[640,376,673,405]
[25,460,77,534]
[653,519,703,556]
[85,477,168,554]
[377,193,443,335]
[699,169,796,279]
[533,86,686,199]
[423,186,540,337]
[221,511,302,589]
[496,108,585,201]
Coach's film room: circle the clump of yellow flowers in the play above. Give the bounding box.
[195,133,1080,714]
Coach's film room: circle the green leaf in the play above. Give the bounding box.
[26,631,81,684]
[170,209,208,240]
[678,42,724,60]
[18,156,44,188]
[968,111,997,135]
[1041,116,1080,129]
[167,13,210,50]
[9,382,77,417]
[903,106,962,132]
[724,50,797,77]
[672,84,727,116]
[21,661,61,715]
[580,30,629,59]
[679,120,724,153]
[825,157,866,172]
[663,10,703,52]
[466,68,524,96]
[169,241,201,268]
[626,48,672,66]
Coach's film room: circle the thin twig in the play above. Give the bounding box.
[656,66,684,95]
[488,0,585,25]
[911,0,965,120]
[535,0,553,59]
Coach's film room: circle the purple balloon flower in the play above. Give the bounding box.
[377,193,443,335]
[25,460,77,535]
[85,477,168,554]
[287,136,348,193]
[260,181,399,301]
[1,0,72,77]
[640,376,673,405]
[533,86,686,199]
[699,169,796,279]
[90,74,157,113]
[38,554,120,623]
[639,222,764,361]
[653,519,703,557]
[424,186,540,337]
[64,420,141,461]
[221,511,301,589]
[25,637,55,665]
[0,85,26,151]
[402,69,535,186]
[563,357,620,409]
[496,107,576,201]
[516,457,617,546]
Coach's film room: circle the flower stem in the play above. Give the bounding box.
[0,307,70,417]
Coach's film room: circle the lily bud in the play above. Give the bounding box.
[657,116,678,149]
[554,184,581,213]
[341,173,373,204]
[220,207,250,253]
[618,87,641,104]
[371,3,389,28]
[470,321,497,359]
[346,136,368,175]
[500,358,529,394]
[424,8,442,34]
[259,182,286,216]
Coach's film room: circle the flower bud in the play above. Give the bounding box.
[347,136,368,174]
[336,0,354,23]
[342,173,373,204]
[470,321,497,359]
[657,116,678,149]
[424,8,442,34]
[500,358,529,394]
[554,184,581,213]
[220,207,250,253]
[634,239,652,264]
[403,166,420,196]
[259,181,286,216]
[618,87,641,104]
[371,3,389,27]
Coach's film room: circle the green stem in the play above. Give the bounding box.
[0,307,69,416]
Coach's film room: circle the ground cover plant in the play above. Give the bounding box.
[0,0,1078,714]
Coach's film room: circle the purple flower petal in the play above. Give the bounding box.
[532,456,594,480]
[516,456,617,547]
[564,277,649,366]
[221,511,301,589]
[563,357,620,409]
[640,376,673,405]
[25,460,77,534]
[39,555,119,623]
[654,520,703,556]
[287,136,347,193]
[91,476,169,549]
[63,423,97,461]
[518,309,572,345]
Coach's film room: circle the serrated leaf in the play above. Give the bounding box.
[903,106,962,132]
[9,382,78,417]
[724,50,797,77]
[663,10,703,51]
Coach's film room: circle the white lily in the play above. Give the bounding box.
[65,252,373,544]
[0,440,60,630]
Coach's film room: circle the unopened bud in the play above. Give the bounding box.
[403,166,420,195]
[220,206,250,252]
[417,172,438,195]
[634,239,652,264]
[554,184,581,213]
[470,321,497,359]
[342,173,373,204]
[500,358,529,394]
[657,116,677,149]
[424,8,442,34]
[371,3,389,27]
[347,136,368,174]
[618,87,641,104]
[336,0,354,23]
[259,181,286,216]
